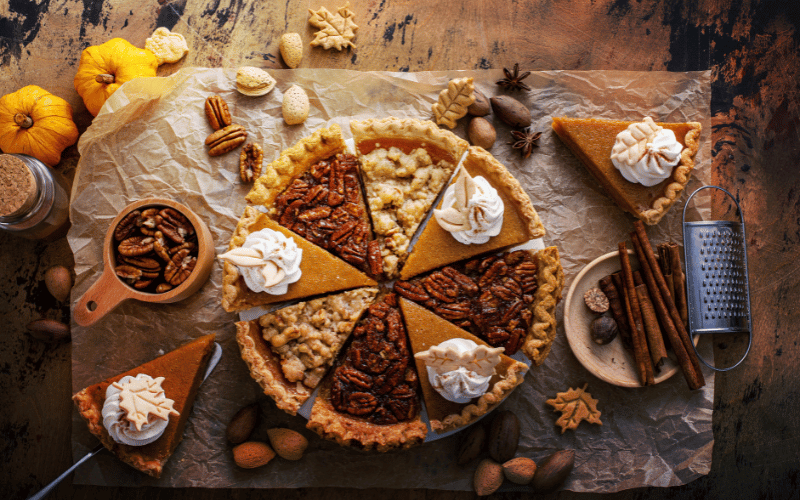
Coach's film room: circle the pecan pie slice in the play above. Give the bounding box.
[351,117,469,278]
[236,287,378,415]
[246,124,382,278]
[395,247,564,365]
[307,293,428,451]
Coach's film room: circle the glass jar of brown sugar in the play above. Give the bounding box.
[0,153,70,240]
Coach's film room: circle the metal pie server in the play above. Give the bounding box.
[27,341,223,500]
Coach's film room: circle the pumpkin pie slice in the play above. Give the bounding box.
[395,247,564,366]
[221,206,377,312]
[399,298,528,433]
[551,116,701,225]
[400,146,545,280]
[246,124,381,278]
[72,334,216,478]
[351,117,469,278]
[306,293,428,451]
[235,287,379,415]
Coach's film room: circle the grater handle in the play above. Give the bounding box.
[682,185,745,225]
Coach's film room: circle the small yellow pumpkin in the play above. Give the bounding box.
[73,38,159,116]
[0,85,79,167]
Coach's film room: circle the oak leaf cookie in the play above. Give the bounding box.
[308,2,358,51]
[145,27,189,65]
[282,85,310,125]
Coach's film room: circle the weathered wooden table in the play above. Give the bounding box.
[2,1,798,498]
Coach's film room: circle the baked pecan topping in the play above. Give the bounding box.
[274,153,382,278]
[395,250,539,354]
[329,293,420,425]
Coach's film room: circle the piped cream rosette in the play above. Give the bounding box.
[218,228,302,295]
[433,165,504,245]
[102,374,179,446]
[414,338,504,404]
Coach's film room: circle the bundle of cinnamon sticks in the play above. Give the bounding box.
[599,220,704,390]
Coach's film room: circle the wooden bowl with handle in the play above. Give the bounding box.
[73,198,215,327]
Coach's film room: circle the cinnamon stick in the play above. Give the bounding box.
[631,222,705,389]
[634,270,668,373]
[599,275,632,346]
[658,243,676,305]
[619,242,654,386]
[610,271,631,347]
[668,242,689,327]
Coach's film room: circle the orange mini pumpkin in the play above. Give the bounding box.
[73,38,159,116]
[0,85,79,167]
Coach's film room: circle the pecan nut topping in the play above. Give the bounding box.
[239,143,263,183]
[204,95,232,131]
[206,124,247,156]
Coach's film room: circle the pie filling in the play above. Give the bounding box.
[395,250,539,355]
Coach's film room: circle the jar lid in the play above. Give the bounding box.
[0,154,38,217]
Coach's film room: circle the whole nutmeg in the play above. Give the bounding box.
[502,456,537,485]
[232,441,276,469]
[27,318,70,342]
[267,428,309,460]
[490,95,531,128]
[532,449,575,492]
[590,316,618,345]
[468,88,491,116]
[488,410,520,463]
[44,265,72,302]
[226,403,259,444]
[473,458,504,496]
[456,423,486,465]
[468,117,496,150]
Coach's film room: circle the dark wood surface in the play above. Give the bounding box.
[2,1,798,498]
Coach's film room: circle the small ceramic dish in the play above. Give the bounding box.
[564,250,694,387]
[73,198,214,327]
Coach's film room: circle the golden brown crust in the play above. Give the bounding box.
[465,146,545,239]
[350,117,469,162]
[523,246,565,365]
[235,320,311,415]
[306,375,428,452]
[245,124,346,207]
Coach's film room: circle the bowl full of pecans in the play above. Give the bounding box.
[73,198,214,327]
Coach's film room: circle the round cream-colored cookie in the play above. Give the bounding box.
[236,66,276,96]
[145,27,189,64]
[280,33,303,68]
[282,85,310,125]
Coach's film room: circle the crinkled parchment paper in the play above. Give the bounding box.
[69,68,713,492]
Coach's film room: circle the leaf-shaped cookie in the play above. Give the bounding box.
[308,2,358,51]
[116,375,179,431]
[433,77,476,129]
[546,383,602,433]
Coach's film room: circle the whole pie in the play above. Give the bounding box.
[551,116,701,225]
[235,287,378,415]
[400,298,528,433]
[72,334,216,477]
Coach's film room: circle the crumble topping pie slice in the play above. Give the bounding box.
[236,287,378,415]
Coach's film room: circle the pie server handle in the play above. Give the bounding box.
[27,342,223,500]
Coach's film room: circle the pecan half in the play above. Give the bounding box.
[206,124,247,156]
[239,143,263,183]
[164,248,197,286]
[118,236,155,257]
[204,95,232,130]
[114,210,142,241]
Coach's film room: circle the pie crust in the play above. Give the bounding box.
[221,206,376,312]
[399,298,528,433]
[523,245,565,365]
[400,145,545,280]
[72,334,216,478]
[551,117,701,225]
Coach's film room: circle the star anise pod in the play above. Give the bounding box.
[508,128,542,158]
[496,63,531,91]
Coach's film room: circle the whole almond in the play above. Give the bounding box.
[473,458,504,496]
[282,85,310,125]
[503,456,537,485]
[232,441,275,469]
[488,410,520,463]
[26,318,70,342]
[490,95,531,128]
[468,117,496,150]
[226,403,259,444]
[267,428,309,460]
[468,88,491,116]
[532,449,575,492]
[280,33,303,68]
[457,424,486,465]
[44,265,72,302]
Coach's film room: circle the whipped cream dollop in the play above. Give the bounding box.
[102,374,179,446]
[217,228,302,295]
[415,338,504,404]
[610,117,684,187]
[434,166,504,245]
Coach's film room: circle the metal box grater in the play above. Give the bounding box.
[682,186,752,371]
